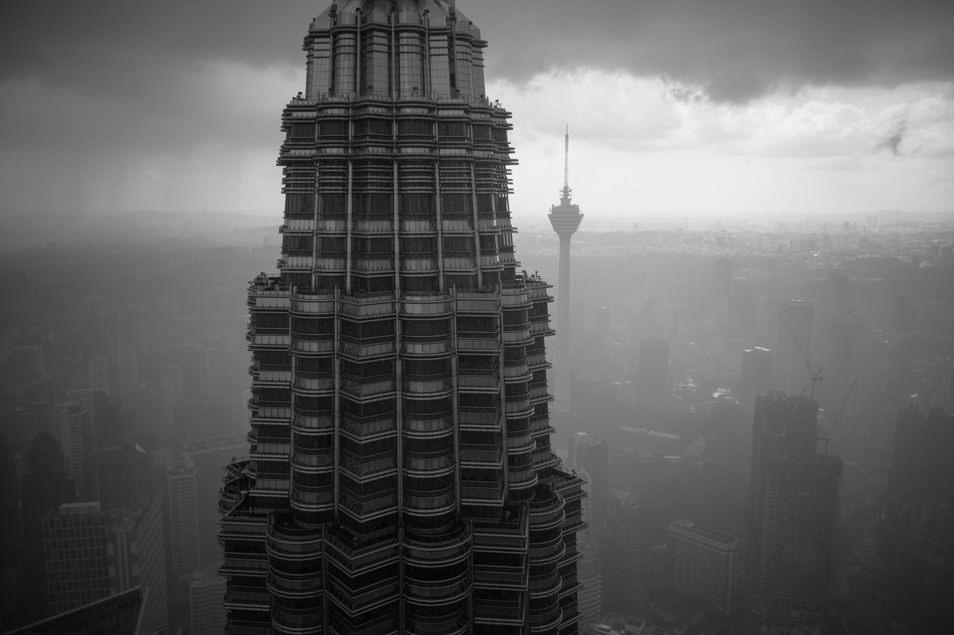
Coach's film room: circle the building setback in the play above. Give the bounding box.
[218,2,585,634]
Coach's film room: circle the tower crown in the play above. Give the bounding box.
[306,0,487,102]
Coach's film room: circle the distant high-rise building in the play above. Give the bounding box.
[550,127,584,413]
[775,299,814,396]
[41,500,168,631]
[157,450,201,579]
[18,433,75,623]
[55,401,90,483]
[603,490,651,613]
[7,588,146,635]
[739,346,773,412]
[669,519,740,615]
[188,567,226,635]
[218,2,585,633]
[636,338,669,402]
[42,502,111,615]
[66,389,124,452]
[745,394,841,635]
[882,406,954,633]
[577,468,603,627]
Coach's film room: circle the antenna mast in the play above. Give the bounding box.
[560,125,573,205]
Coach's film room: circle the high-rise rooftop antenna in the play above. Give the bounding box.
[564,125,569,190]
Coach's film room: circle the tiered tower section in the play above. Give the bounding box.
[219,2,585,634]
[547,130,583,413]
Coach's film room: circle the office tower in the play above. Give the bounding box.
[576,468,602,628]
[775,299,814,396]
[636,338,669,403]
[602,490,651,614]
[745,394,842,635]
[157,450,201,580]
[7,588,146,635]
[549,128,584,413]
[218,2,585,634]
[42,500,169,631]
[42,502,111,614]
[189,567,226,635]
[881,407,954,633]
[18,433,75,623]
[669,519,740,615]
[54,401,89,482]
[67,389,124,452]
[739,346,772,413]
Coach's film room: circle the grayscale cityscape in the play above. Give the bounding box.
[1,1,953,634]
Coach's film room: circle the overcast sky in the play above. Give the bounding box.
[1,0,952,225]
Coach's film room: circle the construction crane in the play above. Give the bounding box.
[818,376,859,455]
[790,325,823,400]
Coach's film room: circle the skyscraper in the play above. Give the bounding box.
[219,2,585,633]
[669,519,740,615]
[745,394,841,635]
[157,450,201,579]
[42,500,169,628]
[549,129,584,413]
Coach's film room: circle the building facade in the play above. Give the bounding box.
[41,500,169,632]
[745,394,841,635]
[218,2,585,634]
[668,519,739,615]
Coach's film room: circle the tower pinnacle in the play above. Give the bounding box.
[562,125,571,204]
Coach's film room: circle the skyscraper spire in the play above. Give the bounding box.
[562,125,573,205]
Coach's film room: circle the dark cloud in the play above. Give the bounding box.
[3,0,954,102]
[1,0,952,214]
[876,122,908,157]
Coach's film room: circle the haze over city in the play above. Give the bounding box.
[1,1,953,635]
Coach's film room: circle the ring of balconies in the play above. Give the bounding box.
[270,603,323,635]
[403,556,471,605]
[403,478,456,517]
